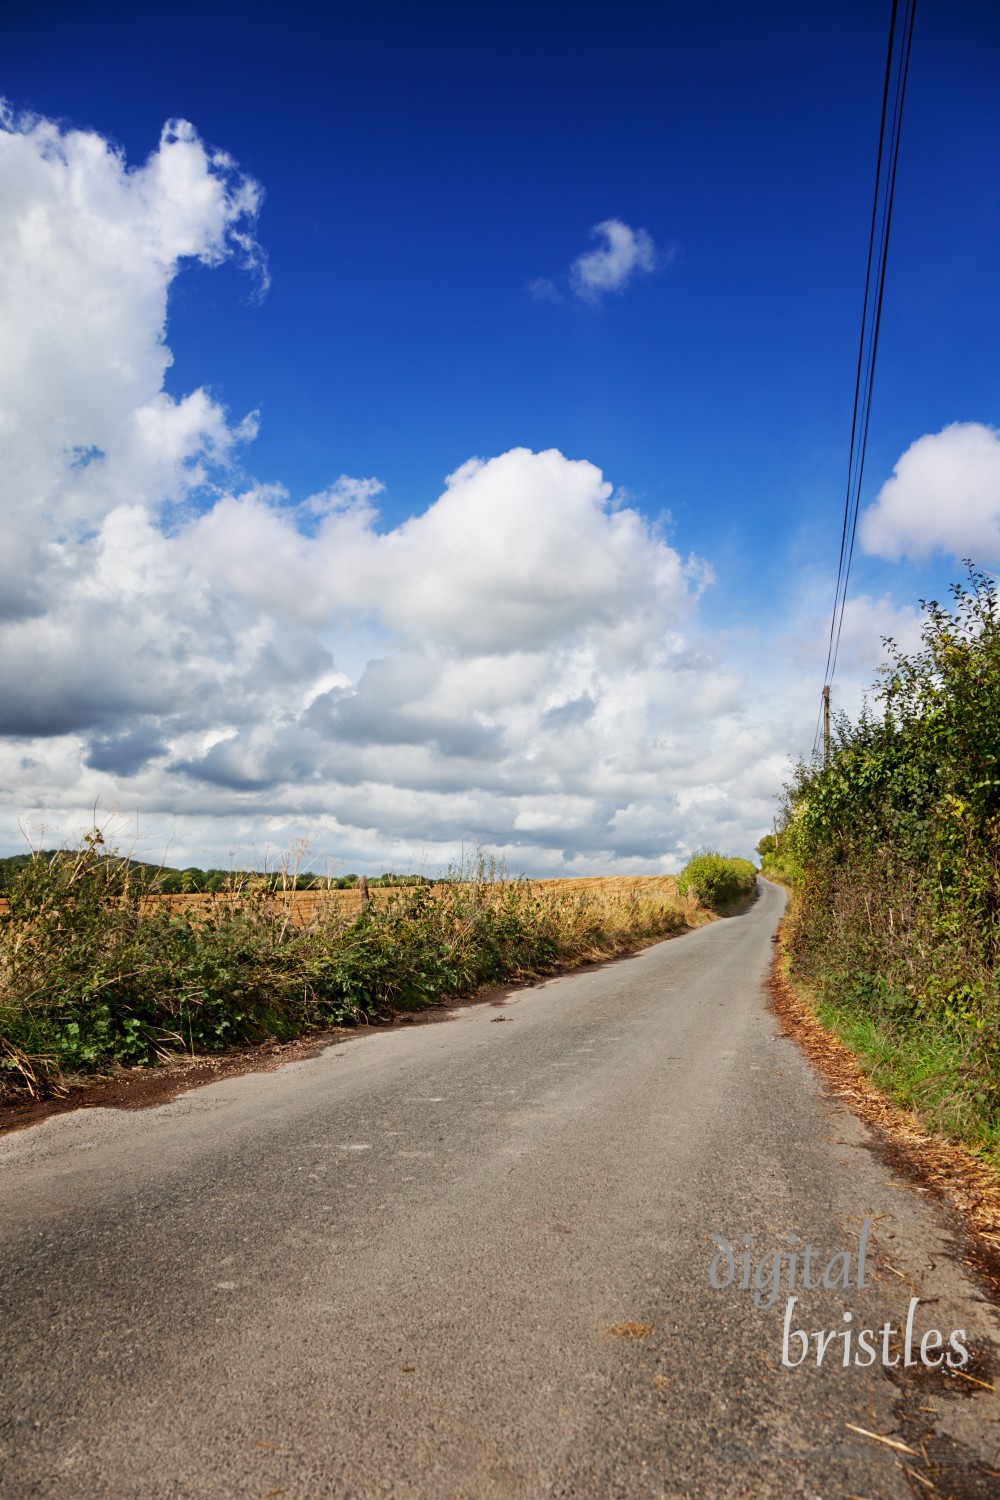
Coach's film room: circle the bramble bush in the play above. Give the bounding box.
[0,842,691,1100]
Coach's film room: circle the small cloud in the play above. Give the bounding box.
[570,218,658,302]
[529,219,665,307]
[526,276,562,304]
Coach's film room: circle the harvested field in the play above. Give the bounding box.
[118,874,698,926]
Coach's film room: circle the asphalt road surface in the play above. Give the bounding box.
[2,878,998,1498]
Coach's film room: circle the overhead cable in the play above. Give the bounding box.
[815,0,917,759]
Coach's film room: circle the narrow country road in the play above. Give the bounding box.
[1,879,997,1498]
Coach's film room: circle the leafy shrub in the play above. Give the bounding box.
[758,851,803,887]
[676,852,757,911]
[781,566,999,1013]
[777,565,1000,1158]
[0,843,693,1099]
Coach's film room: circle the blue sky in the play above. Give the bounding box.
[0,0,997,874]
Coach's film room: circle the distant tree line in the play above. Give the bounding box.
[0,853,436,896]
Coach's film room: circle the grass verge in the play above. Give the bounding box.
[768,912,1000,1270]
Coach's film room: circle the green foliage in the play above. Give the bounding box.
[759,851,803,887]
[780,565,1000,1160]
[813,995,1000,1161]
[0,850,64,892]
[676,851,757,911]
[0,842,688,1100]
[754,832,803,887]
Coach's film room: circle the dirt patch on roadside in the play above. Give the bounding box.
[0,1029,348,1137]
[767,929,1000,1298]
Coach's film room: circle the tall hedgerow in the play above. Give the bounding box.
[778,565,1000,1153]
[0,840,691,1100]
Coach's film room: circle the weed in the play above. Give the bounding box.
[0,842,693,1100]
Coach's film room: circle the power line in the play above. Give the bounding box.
[831,0,917,683]
[816,0,917,756]
[822,0,902,691]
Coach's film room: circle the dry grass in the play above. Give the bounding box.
[533,874,701,918]
[110,873,705,931]
[1,874,700,916]
[527,876,709,966]
[0,864,704,1101]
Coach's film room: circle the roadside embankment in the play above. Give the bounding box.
[768,899,1000,1280]
[0,847,711,1104]
[764,570,1000,1177]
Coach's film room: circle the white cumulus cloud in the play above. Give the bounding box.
[0,104,881,874]
[186,449,692,654]
[861,422,1000,564]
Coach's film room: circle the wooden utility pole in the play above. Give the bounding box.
[822,684,831,768]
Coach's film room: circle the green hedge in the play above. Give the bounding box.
[676,852,757,911]
[0,844,689,1100]
[777,566,1000,1161]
